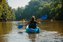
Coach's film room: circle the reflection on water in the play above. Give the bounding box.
[28,34,36,42]
[0,22,12,36]
[36,31,63,42]
[39,21,63,35]
[0,21,63,42]
[2,22,7,34]
[0,37,5,42]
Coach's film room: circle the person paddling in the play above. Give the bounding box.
[26,16,39,29]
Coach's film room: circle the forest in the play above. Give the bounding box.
[0,0,63,21]
[13,0,63,21]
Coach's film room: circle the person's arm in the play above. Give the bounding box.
[25,21,30,26]
[36,21,41,24]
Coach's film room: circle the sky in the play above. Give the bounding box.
[7,0,31,9]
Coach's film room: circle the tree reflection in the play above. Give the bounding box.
[2,22,7,34]
[0,37,5,42]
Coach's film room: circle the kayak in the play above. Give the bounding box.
[26,26,40,33]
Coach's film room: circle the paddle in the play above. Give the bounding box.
[18,25,23,29]
[17,24,25,33]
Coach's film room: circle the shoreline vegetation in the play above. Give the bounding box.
[0,0,63,21]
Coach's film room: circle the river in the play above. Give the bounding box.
[0,21,63,42]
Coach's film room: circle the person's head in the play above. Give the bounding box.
[31,16,35,21]
[32,16,35,20]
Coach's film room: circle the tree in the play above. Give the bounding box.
[14,0,62,20]
[0,0,15,21]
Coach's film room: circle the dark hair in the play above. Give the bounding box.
[30,17,35,22]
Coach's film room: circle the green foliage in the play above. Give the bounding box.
[13,7,24,20]
[0,0,15,21]
[14,0,62,20]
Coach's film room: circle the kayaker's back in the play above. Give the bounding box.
[29,21,37,29]
[27,16,37,29]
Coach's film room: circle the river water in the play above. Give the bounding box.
[0,21,63,42]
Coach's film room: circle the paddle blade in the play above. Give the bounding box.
[18,25,23,29]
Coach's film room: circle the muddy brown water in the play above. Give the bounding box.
[0,21,63,42]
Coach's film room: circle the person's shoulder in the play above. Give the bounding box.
[34,21,37,23]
